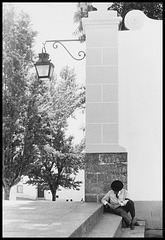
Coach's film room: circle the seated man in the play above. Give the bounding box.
[101,180,139,230]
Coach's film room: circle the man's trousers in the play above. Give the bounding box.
[104,200,135,226]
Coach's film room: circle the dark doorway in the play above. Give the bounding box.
[38,185,44,198]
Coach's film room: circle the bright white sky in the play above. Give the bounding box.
[7,2,86,82]
[4,2,86,144]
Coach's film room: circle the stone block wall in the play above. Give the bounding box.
[85,153,127,202]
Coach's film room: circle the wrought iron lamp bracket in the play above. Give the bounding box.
[44,39,86,61]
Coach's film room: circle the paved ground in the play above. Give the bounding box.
[3,200,102,237]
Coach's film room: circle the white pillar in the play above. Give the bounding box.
[82,3,125,153]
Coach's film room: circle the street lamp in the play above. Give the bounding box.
[34,51,54,80]
[34,39,86,80]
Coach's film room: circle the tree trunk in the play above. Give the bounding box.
[3,184,11,200]
[51,190,57,201]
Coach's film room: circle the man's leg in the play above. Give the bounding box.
[104,205,131,227]
[125,200,135,218]
[124,200,139,229]
[113,207,132,227]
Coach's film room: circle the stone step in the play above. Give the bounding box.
[83,213,145,238]
[82,213,122,238]
[3,200,146,238]
[69,203,104,237]
[3,201,104,238]
[119,221,146,238]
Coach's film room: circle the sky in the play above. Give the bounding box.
[7,2,86,83]
[4,2,86,144]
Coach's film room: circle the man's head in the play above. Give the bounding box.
[111,180,123,193]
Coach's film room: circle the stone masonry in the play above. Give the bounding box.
[85,153,127,202]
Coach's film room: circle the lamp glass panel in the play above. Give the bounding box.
[36,64,50,77]
[49,64,54,78]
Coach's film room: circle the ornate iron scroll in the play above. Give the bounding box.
[44,39,86,61]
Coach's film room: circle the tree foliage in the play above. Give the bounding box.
[3,4,85,202]
[109,2,163,30]
[26,67,85,201]
[3,4,37,199]
[73,2,163,38]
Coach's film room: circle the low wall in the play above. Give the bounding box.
[135,201,162,238]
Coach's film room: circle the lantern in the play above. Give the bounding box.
[34,52,54,80]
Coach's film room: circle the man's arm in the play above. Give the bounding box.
[101,192,110,205]
[106,202,116,209]
[101,192,116,209]
[122,190,130,205]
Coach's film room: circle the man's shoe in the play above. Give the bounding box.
[130,224,135,230]
[122,219,127,228]
[130,217,137,230]
[132,217,138,225]
[135,221,140,226]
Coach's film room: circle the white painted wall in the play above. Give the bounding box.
[118,11,162,200]
[9,177,37,200]
[8,171,85,201]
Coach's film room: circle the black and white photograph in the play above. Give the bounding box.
[2,2,162,238]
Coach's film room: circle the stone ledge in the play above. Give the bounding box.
[83,213,122,237]
[69,203,103,237]
[3,201,103,238]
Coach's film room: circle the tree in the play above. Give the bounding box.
[26,66,85,201]
[73,2,96,41]
[73,2,163,38]
[3,4,37,200]
[109,2,163,30]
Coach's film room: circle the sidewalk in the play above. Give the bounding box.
[3,200,102,237]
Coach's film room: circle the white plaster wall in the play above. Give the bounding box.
[46,170,85,201]
[9,177,37,200]
[118,13,162,200]
[9,171,84,201]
